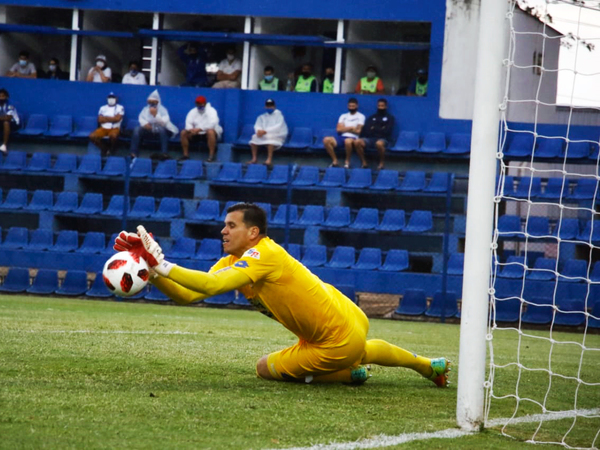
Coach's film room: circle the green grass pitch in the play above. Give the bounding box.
[1,295,598,449]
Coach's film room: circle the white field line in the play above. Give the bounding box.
[9,330,200,335]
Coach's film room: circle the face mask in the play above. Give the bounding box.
[326,73,334,80]
[130,70,138,76]
[49,64,57,71]
[302,72,311,78]
[367,71,376,78]
[107,98,117,106]
[265,108,275,114]
[96,61,104,68]
[377,108,386,114]
[19,60,27,67]
[264,75,274,82]
[197,106,205,112]
[348,107,357,114]
[227,54,235,61]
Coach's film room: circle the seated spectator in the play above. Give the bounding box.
[258,66,282,91]
[355,65,384,95]
[178,43,208,87]
[294,63,317,93]
[407,69,428,96]
[6,51,37,79]
[43,57,68,80]
[122,61,147,85]
[212,48,242,89]
[355,98,395,170]
[86,55,112,83]
[180,95,223,162]
[247,99,288,168]
[0,88,20,154]
[323,98,365,168]
[130,90,179,160]
[89,92,125,157]
[321,67,335,94]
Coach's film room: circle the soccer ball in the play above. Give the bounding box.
[102,251,150,297]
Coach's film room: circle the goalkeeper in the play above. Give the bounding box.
[116,202,450,386]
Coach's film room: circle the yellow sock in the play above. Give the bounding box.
[362,339,432,377]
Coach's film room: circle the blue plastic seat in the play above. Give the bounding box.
[526,216,550,237]
[298,205,324,226]
[292,166,319,186]
[101,195,127,216]
[74,154,101,175]
[152,160,177,179]
[271,204,298,225]
[204,291,235,305]
[589,301,600,329]
[19,114,48,136]
[129,158,153,178]
[44,115,73,137]
[239,164,267,184]
[153,197,180,219]
[75,193,103,215]
[0,189,27,210]
[71,116,98,138]
[103,233,119,255]
[350,208,379,230]
[497,175,515,197]
[397,171,426,192]
[522,297,553,324]
[48,153,77,173]
[563,141,591,160]
[498,215,522,237]
[301,245,327,267]
[418,132,446,153]
[376,209,405,232]
[335,284,357,304]
[395,289,427,315]
[85,272,113,298]
[264,165,290,185]
[318,167,345,187]
[551,218,579,240]
[325,246,355,268]
[380,249,409,272]
[561,259,587,282]
[499,256,526,279]
[494,298,522,322]
[324,206,351,228]
[77,232,105,254]
[424,172,454,193]
[447,253,465,275]
[27,269,59,295]
[100,156,126,176]
[1,227,28,249]
[513,177,542,199]
[50,230,79,252]
[352,248,381,270]
[175,160,203,180]
[193,199,220,221]
[425,291,458,317]
[369,169,398,190]
[527,258,557,281]
[577,220,600,243]
[404,210,433,233]
[344,168,372,189]
[55,270,88,296]
[286,244,301,260]
[591,261,600,282]
[23,152,51,172]
[145,285,170,302]
[0,267,30,292]
[444,133,471,155]
[554,299,586,326]
[129,196,155,218]
[214,162,242,182]
[27,228,53,251]
[390,131,419,152]
[51,191,78,212]
[254,202,272,221]
[195,238,222,260]
[568,178,597,200]
[1,151,27,171]
[219,201,240,221]
[234,124,255,146]
[310,128,336,150]
[170,237,196,259]
[505,133,535,158]
[233,292,252,306]
[535,138,563,158]
[285,127,312,150]
[538,178,567,200]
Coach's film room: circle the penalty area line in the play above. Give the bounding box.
[12,330,200,335]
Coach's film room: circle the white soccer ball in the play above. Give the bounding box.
[102,251,149,297]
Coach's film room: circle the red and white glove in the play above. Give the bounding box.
[137,225,174,277]
[113,231,143,252]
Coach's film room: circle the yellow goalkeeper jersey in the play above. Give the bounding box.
[210,236,360,344]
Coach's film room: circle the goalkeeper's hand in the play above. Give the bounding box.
[113,231,142,252]
[137,225,174,277]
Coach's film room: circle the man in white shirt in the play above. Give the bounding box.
[212,48,242,89]
[86,55,112,83]
[122,61,147,85]
[6,51,37,79]
[247,99,288,168]
[0,89,20,154]
[180,95,223,162]
[89,92,125,156]
[323,98,365,168]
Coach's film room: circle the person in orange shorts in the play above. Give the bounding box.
[115,203,451,386]
[89,92,124,156]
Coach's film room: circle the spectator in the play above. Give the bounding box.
[0,88,20,154]
[130,90,179,160]
[258,66,282,91]
[6,51,37,79]
[212,48,242,89]
[86,55,112,83]
[180,95,223,162]
[407,69,428,96]
[43,57,68,80]
[355,65,384,95]
[178,43,208,87]
[89,92,125,157]
[355,98,395,170]
[122,61,147,85]
[294,63,317,93]
[247,99,288,168]
[321,67,335,94]
[323,98,365,168]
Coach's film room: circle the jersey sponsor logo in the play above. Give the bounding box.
[234,260,249,269]
[214,266,232,274]
[243,248,261,260]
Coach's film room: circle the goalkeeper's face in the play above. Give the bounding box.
[222,211,259,257]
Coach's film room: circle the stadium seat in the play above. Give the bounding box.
[498,256,526,279]
[521,297,553,324]
[568,178,597,200]
[76,232,105,254]
[48,153,77,173]
[497,215,522,237]
[301,245,327,267]
[397,171,426,192]
[51,191,78,212]
[335,284,356,304]
[505,133,535,158]
[286,243,301,260]
[271,204,298,225]
[233,293,252,306]
[85,272,112,298]
[310,128,336,150]
[343,168,372,189]
[44,114,73,137]
[447,253,465,276]
[18,114,48,136]
[324,206,351,228]
[526,216,550,237]
[264,165,290,185]
[538,178,567,200]
[350,208,379,230]
[100,156,126,176]
[589,301,600,329]
[444,133,471,155]
[376,209,405,232]
[297,205,324,226]
[239,164,267,184]
[103,233,119,255]
[175,160,203,180]
[380,249,409,272]
[195,239,222,260]
[369,169,398,190]
[390,131,419,152]
[74,154,102,175]
[0,151,27,171]
[513,177,542,199]
[71,116,98,138]
[23,152,51,172]
[169,237,196,259]
[561,259,587,282]
[395,289,427,315]
[27,269,59,295]
[153,197,181,219]
[145,285,170,302]
[0,188,27,210]
[318,167,345,187]
[424,172,454,193]
[152,160,177,179]
[554,299,586,326]
[535,138,563,158]
[27,228,53,251]
[214,162,242,182]
[193,199,220,221]
[55,270,88,296]
[1,227,28,249]
[551,218,579,240]
[591,261,600,282]
[129,196,155,218]
[219,201,240,221]
[352,248,382,270]
[234,124,255,147]
[292,166,319,186]
[577,220,600,243]
[50,230,79,252]
[0,267,30,292]
[129,158,152,178]
[494,298,521,322]
[562,141,590,160]
[425,291,458,317]
[254,202,272,221]
[527,258,557,281]
[285,127,312,149]
[74,193,103,215]
[101,195,127,216]
[404,210,433,233]
[418,132,446,153]
[497,175,515,197]
[325,246,355,268]
[204,291,235,305]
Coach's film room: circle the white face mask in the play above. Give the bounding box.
[96,61,105,68]
[107,98,116,106]
[226,54,235,61]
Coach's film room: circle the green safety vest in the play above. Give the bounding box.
[295,75,315,93]
[259,77,279,91]
[322,78,334,93]
[415,80,428,96]
[360,76,380,93]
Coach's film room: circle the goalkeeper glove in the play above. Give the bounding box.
[137,225,174,277]
[113,231,142,252]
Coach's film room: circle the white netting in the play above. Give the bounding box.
[484,1,600,449]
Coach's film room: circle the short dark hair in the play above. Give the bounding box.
[19,51,29,59]
[129,60,141,68]
[348,97,358,105]
[264,65,274,73]
[226,202,268,235]
[377,98,388,105]
[0,89,8,97]
[366,65,377,72]
[50,57,60,65]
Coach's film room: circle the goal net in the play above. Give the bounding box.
[484,0,600,448]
